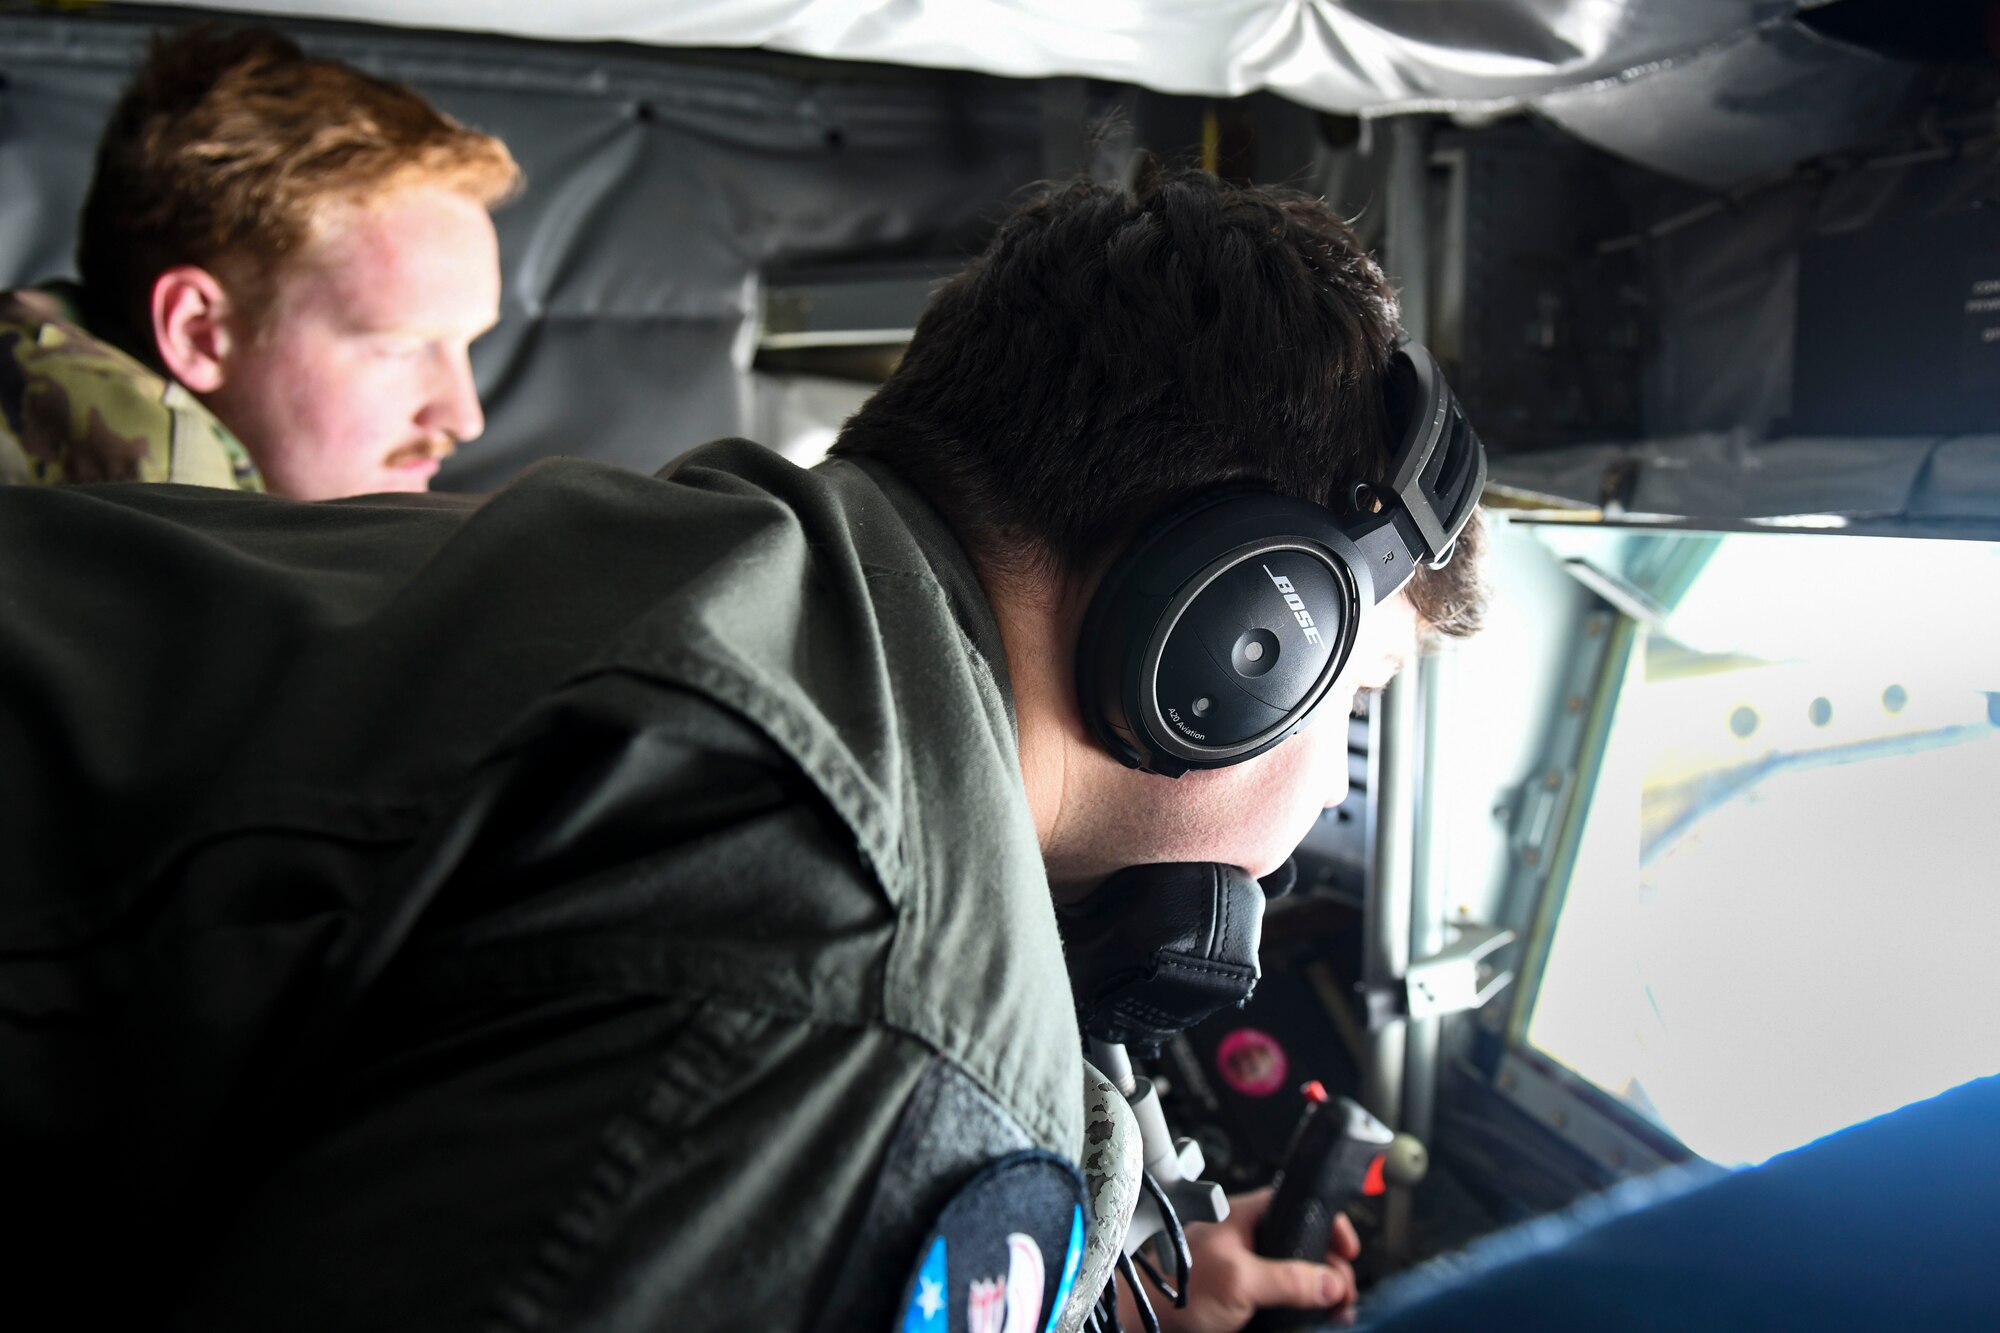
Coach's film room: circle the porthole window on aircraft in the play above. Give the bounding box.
[1524,529,2000,1166]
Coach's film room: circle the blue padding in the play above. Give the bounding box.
[1361,1075,2000,1332]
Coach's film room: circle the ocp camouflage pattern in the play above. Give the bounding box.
[0,285,261,491]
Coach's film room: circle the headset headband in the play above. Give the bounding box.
[1357,341,1489,601]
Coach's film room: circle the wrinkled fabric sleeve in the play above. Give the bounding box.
[168,674,937,1333]
[0,428,26,483]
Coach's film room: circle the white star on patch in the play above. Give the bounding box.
[916,1276,945,1321]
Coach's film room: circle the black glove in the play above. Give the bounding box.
[1055,861,1269,1051]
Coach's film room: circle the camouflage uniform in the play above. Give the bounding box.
[0,283,262,490]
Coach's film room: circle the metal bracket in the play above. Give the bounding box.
[1123,1076,1228,1245]
[1367,921,1516,1028]
[1089,1040,1230,1261]
[1406,922,1516,1021]
[1559,556,1668,630]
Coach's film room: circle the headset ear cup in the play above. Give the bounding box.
[1075,492,1368,776]
[1075,342,1483,775]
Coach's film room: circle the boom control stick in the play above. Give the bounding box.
[1245,1082,1426,1333]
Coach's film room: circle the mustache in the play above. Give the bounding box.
[383,434,458,469]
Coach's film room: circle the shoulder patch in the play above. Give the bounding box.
[896,1151,1086,1333]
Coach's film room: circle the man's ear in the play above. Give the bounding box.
[150,266,236,393]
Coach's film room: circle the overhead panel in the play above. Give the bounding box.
[145,2,1821,115]
[129,2,1928,217]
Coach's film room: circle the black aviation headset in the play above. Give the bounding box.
[1075,341,1487,778]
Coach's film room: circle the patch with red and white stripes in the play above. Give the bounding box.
[896,1151,1085,1333]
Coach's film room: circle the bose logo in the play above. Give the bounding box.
[1262,564,1323,645]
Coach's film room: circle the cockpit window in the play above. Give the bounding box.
[1524,529,2000,1165]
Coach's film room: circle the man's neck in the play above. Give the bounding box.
[988,572,1069,849]
[988,568,1125,902]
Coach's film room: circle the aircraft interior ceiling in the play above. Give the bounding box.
[144,0,1936,195]
[7,2,1994,519]
[146,0,1887,172]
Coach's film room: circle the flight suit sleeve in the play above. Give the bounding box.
[0,428,27,484]
[166,673,974,1333]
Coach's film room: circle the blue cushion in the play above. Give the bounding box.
[1361,1074,2000,1331]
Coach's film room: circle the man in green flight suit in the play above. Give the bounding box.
[0,167,1484,1332]
[0,25,518,497]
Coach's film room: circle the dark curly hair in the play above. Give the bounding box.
[831,165,1484,639]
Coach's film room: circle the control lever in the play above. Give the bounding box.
[1246,1083,1426,1333]
[1092,1039,1230,1239]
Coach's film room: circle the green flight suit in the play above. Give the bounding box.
[0,442,1082,1330]
[0,283,262,489]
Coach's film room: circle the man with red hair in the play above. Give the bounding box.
[0,25,519,498]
